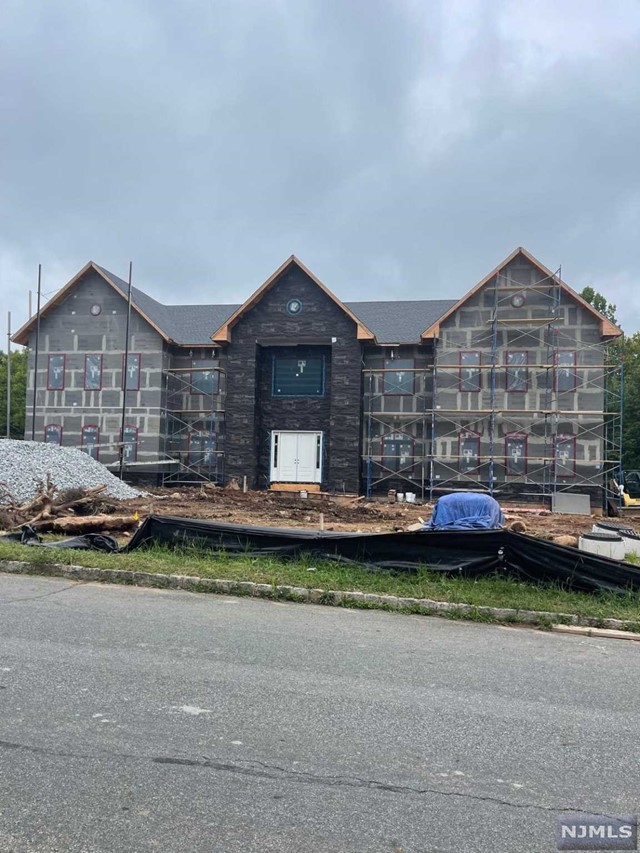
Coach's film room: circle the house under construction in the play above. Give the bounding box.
[12,247,623,508]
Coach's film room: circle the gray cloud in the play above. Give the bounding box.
[1,0,638,335]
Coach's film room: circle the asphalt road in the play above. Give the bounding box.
[0,573,638,853]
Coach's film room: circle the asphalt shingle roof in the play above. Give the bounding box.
[97,265,457,345]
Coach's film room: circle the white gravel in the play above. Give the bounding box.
[0,440,144,504]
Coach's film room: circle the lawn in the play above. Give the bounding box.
[2,538,640,628]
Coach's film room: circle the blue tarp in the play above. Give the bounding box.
[424,493,505,530]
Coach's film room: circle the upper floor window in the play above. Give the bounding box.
[383,358,414,394]
[505,351,528,392]
[47,355,65,390]
[44,424,62,445]
[556,351,577,392]
[84,354,103,390]
[459,352,481,392]
[191,368,219,396]
[123,353,141,390]
[273,354,324,397]
[81,424,100,460]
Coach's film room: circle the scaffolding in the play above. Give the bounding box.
[161,365,225,485]
[362,265,623,509]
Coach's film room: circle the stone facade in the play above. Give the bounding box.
[223,265,362,492]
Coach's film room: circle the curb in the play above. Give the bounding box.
[1,559,639,637]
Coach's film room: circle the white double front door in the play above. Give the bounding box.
[270,430,323,483]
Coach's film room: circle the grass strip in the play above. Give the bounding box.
[1,539,639,628]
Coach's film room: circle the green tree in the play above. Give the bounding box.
[0,348,28,439]
[580,286,618,324]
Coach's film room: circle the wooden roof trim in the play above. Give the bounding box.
[421,247,523,340]
[421,246,623,340]
[210,255,376,343]
[11,262,171,345]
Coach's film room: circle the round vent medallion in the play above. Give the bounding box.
[286,298,302,316]
[510,293,526,308]
[90,303,102,316]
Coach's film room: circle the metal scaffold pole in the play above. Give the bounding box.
[5,311,11,438]
[30,265,42,441]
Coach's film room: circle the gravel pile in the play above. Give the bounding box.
[0,440,144,504]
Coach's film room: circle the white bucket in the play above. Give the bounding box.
[396,493,405,503]
[405,492,416,504]
[579,532,626,561]
[299,490,308,499]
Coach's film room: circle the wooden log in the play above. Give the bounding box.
[32,514,139,534]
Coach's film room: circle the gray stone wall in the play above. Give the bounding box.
[24,270,164,464]
[223,266,362,492]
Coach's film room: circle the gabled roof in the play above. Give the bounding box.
[345,299,457,344]
[210,255,376,343]
[11,262,172,346]
[421,246,623,339]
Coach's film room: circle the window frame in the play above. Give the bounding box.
[190,367,219,396]
[84,353,103,391]
[555,433,577,478]
[504,432,528,476]
[272,353,325,398]
[555,350,577,393]
[505,351,529,393]
[459,351,482,392]
[121,424,139,463]
[81,424,100,460]
[43,423,63,445]
[381,432,416,474]
[188,430,218,467]
[46,354,66,391]
[122,352,142,391]
[458,430,481,474]
[382,358,415,396]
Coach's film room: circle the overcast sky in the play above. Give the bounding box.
[2,0,639,341]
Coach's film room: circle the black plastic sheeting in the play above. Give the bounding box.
[124,514,640,594]
[1,527,119,552]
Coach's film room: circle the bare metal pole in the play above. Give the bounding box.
[119,262,133,480]
[6,311,11,438]
[31,265,42,441]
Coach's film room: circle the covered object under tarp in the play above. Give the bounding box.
[425,493,505,530]
[125,514,640,594]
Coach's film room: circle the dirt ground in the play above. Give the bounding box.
[120,485,606,541]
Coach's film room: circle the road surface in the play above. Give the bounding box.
[1,572,639,852]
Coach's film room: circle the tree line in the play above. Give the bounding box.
[0,349,27,438]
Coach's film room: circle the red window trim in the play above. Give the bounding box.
[122,352,141,390]
[504,432,528,476]
[554,433,577,478]
[504,351,529,393]
[120,424,139,462]
[380,432,416,472]
[382,358,416,396]
[458,430,481,474]
[84,353,103,391]
[81,424,100,460]
[43,423,63,445]
[554,350,577,393]
[188,430,218,466]
[459,351,482,392]
[46,354,66,391]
